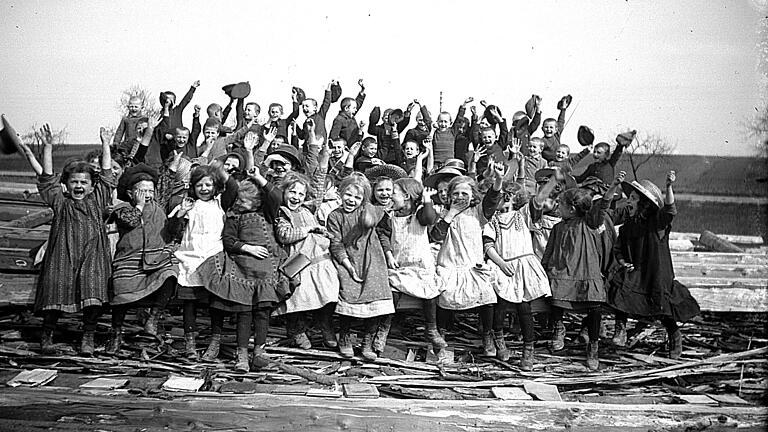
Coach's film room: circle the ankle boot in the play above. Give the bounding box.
[106,327,123,355]
[372,316,392,354]
[612,321,627,347]
[668,328,682,360]
[250,344,270,370]
[293,332,312,350]
[338,329,354,358]
[144,308,161,336]
[361,329,378,361]
[520,342,535,371]
[234,347,250,372]
[202,334,221,361]
[482,331,496,357]
[578,326,590,344]
[80,330,95,356]
[40,328,56,355]
[184,333,199,361]
[425,327,448,351]
[493,330,510,361]
[551,320,566,351]
[319,319,338,349]
[586,340,599,371]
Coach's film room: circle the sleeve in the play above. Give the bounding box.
[430,219,450,243]
[481,187,501,221]
[481,218,498,256]
[113,117,127,145]
[329,115,343,140]
[497,119,509,149]
[569,148,591,166]
[113,205,143,230]
[613,226,628,264]
[133,141,148,163]
[375,212,393,253]
[528,196,544,223]
[608,143,625,167]
[528,110,541,135]
[319,90,332,119]
[222,216,245,253]
[36,174,63,210]
[275,209,311,245]
[541,225,556,269]
[94,168,116,209]
[355,91,365,112]
[657,202,677,228]
[286,101,300,123]
[235,98,245,130]
[178,86,196,112]
[397,112,411,133]
[309,154,328,211]
[453,105,466,132]
[574,163,594,183]
[262,182,283,223]
[586,195,608,229]
[189,115,201,157]
[422,106,432,133]
[416,203,438,226]
[368,107,381,135]
[219,175,240,211]
[325,210,348,262]
[556,107,566,134]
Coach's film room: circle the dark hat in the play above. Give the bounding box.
[534,168,576,189]
[557,95,573,110]
[524,95,540,119]
[424,167,462,188]
[441,158,466,173]
[621,179,663,209]
[389,108,404,123]
[292,87,306,104]
[265,144,301,168]
[330,81,342,103]
[222,82,251,99]
[616,130,637,146]
[579,176,609,195]
[364,164,408,181]
[511,111,529,130]
[483,105,503,125]
[117,163,158,202]
[577,126,595,147]
[0,115,20,155]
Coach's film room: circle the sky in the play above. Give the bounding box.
[0,0,766,156]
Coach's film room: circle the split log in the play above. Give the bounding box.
[4,208,53,228]
[699,230,745,253]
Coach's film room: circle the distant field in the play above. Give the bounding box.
[674,201,766,238]
[1,145,766,197]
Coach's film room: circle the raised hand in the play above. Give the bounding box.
[263,127,277,143]
[348,141,362,157]
[423,186,438,204]
[244,131,259,151]
[178,197,195,216]
[134,189,148,211]
[406,101,416,112]
[492,160,505,180]
[358,79,365,90]
[463,97,474,105]
[614,170,626,185]
[358,120,366,130]
[470,105,477,116]
[412,99,420,106]
[666,170,676,186]
[37,123,53,147]
[149,115,161,130]
[194,105,201,116]
[472,144,488,163]
[99,127,110,146]
[192,80,201,88]
[480,100,488,108]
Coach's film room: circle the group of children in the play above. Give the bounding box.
[7,81,700,372]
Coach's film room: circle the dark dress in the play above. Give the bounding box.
[608,203,700,322]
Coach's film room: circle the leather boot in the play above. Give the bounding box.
[586,340,599,371]
[551,320,566,351]
[361,329,378,361]
[144,308,161,336]
[425,327,448,350]
[520,342,535,371]
[338,329,354,358]
[293,332,312,350]
[105,327,123,355]
[234,347,250,372]
[578,326,590,344]
[668,328,683,360]
[372,315,392,354]
[319,316,338,348]
[482,331,496,357]
[184,332,199,361]
[612,321,628,347]
[80,330,95,357]
[202,334,221,361]
[250,344,270,370]
[493,330,510,361]
[41,329,56,355]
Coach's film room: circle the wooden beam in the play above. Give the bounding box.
[4,208,53,228]
[688,286,768,312]
[0,273,37,307]
[670,232,764,246]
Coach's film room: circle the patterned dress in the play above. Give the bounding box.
[326,204,394,318]
[35,170,115,313]
[483,204,551,303]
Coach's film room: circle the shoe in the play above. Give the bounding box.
[372,316,392,354]
[586,341,599,371]
[493,330,510,361]
[578,326,590,344]
[668,328,682,360]
[80,330,95,357]
[520,342,535,371]
[482,331,496,357]
[184,333,199,361]
[293,332,312,350]
[319,318,338,349]
[338,330,354,358]
[425,327,448,351]
[361,330,378,361]
[551,320,566,351]
[105,328,123,355]
[40,329,56,355]
[201,334,221,361]
[144,308,161,336]
[250,344,270,370]
[234,347,250,372]
[612,321,627,347]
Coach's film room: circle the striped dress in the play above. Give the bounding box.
[35,170,115,313]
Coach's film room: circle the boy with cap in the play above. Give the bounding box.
[574,131,633,185]
[149,80,200,167]
[368,101,415,165]
[297,81,334,144]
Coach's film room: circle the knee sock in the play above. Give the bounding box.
[82,306,101,332]
[493,298,511,332]
[436,307,452,331]
[183,301,197,334]
[423,298,438,329]
[516,302,535,343]
[587,309,601,342]
[111,306,127,329]
[236,311,252,348]
[151,278,176,310]
[252,307,271,347]
[551,307,564,324]
[339,315,353,334]
[614,311,628,326]
[478,305,494,334]
[660,317,679,333]
[210,308,225,336]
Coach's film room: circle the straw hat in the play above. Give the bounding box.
[424,167,463,189]
[364,164,408,181]
[621,179,663,209]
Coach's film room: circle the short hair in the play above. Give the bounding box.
[595,142,611,153]
[204,117,221,130]
[128,96,142,104]
[480,127,496,136]
[560,188,593,217]
[529,138,544,147]
[438,111,452,121]
[245,102,261,113]
[268,103,283,113]
[85,149,102,163]
[188,165,225,200]
[402,140,419,150]
[394,177,423,208]
[159,91,176,104]
[338,173,371,204]
[112,151,127,168]
[340,97,356,110]
[206,103,222,116]
[174,127,190,135]
[543,118,557,125]
[274,135,288,144]
[362,137,377,147]
[557,144,571,155]
[303,98,318,108]
[331,137,347,147]
[446,175,481,209]
[61,160,97,185]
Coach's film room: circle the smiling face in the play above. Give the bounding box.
[131,180,155,204]
[128,98,141,116]
[481,129,496,146]
[593,146,608,162]
[374,179,393,207]
[437,113,451,130]
[302,99,318,117]
[268,105,283,120]
[284,182,307,211]
[174,129,189,148]
[542,120,557,138]
[244,103,259,120]
[269,159,293,180]
[362,142,378,158]
[390,183,408,211]
[330,140,346,159]
[437,180,450,204]
[527,141,542,158]
[555,145,570,161]
[450,182,472,208]
[343,100,358,116]
[224,156,241,174]
[341,185,365,213]
[403,141,419,159]
[66,173,94,200]
[194,176,215,201]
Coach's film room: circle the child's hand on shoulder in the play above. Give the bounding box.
[666,170,676,186]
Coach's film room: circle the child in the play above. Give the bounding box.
[353,137,383,172]
[574,132,633,185]
[266,89,301,140]
[169,162,239,360]
[329,79,366,145]
[431,97,474,166]
[548,144,591,175]
[368,103,413,165]
[108,163,177,354]
[16,122,114,356]
[608,171,700,358]
[113,96,144,150]
[198,169,290,371]
[385,178,448,360]
[541,174,623,371]
[326,174,393,360]
[401,139,434,181]
[150,80,199,167]
[540,95,571,162]
[371,176,394,210]
[403,101,432,147]
[297,81,333,143]
[483,177,551,369]
[530,168,575,259]
[430,173,500,355]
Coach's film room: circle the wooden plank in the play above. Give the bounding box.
[4,208,53,228]
[677,276,767,287]
[670,232,764,246]
[0,248,36,272]
[688,287,768,312]
[671,251,768,265]
[674,265,768,279]
[0,273,37,307]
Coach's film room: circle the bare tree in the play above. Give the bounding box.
[103,84,161,143]
[20,124,68,158]
[624,132,676,180]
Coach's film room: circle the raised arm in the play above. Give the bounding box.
[368,107,381,136]
[319,85,333,119]
[112,117,127,146]
[178,81,199,112]
[4,116,43,175]
[355,79,366,111]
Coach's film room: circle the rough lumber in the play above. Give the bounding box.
[4,208,53,228]
[670,232,764,246]
[0,273,37,307]
[688,286,768,312]
[699,230,746,253]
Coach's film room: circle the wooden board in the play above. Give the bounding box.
[0,273,37,307]
[670,232,764,246]
[688,286,768,312]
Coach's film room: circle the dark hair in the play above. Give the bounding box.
[595,142,611,153]
[188,165,225,200]
[480,126,496,136]
[502,181,530,210]
[274,135,288,143]
[245,102,261,113]
[61,160,97,185]
[85,149,102,163]
[268,102,283,112]
[362,137,377,147]
[175,127,190,135]
[112,151,127,168]
[340,97,356,110]
[394,177,423,209]
[543,118,557,125]
[560,188,593,217]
